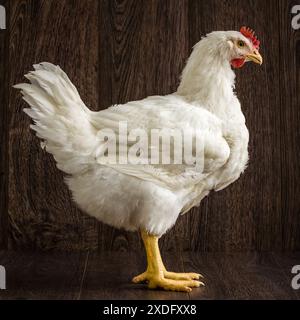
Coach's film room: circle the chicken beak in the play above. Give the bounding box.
[246,50,263,65]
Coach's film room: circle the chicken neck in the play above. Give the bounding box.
[177,38,236,119]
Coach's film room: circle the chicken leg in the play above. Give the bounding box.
[132,230,204,292]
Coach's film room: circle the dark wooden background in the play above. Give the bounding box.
[0,0,299,252]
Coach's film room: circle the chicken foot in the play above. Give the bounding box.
[132,230,204,292]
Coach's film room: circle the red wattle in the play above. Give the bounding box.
[231,58,246,68]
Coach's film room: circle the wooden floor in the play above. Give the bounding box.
[0,251,299,300]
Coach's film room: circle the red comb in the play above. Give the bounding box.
[240,26,260,49]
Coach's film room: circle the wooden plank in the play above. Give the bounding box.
[188,0,283,251]
[0,250,88,299]
[1,251,298,299]
[183,252,298,300]
[187,0,238,252]
[98,0,189,251]
[0,0,9,249]
[79,251,189,300]
[278,0,300,251]
[5,0,300,252]
[8,0,100,251]
[225,0,282,251]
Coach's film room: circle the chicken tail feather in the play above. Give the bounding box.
[14,62,98,175]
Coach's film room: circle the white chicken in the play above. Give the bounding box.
[15,27,262,292]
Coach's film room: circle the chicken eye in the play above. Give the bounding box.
[237,40,245,48]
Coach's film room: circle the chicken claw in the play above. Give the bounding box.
[132,271,204,292]
[164,271,203,281]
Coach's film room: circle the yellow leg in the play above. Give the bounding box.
[132,230,204,292]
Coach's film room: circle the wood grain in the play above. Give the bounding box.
[183,252,299,300]
[1,251,298,299]
[8,0,100,251]
[0,250,88,299]
[188,0,283,252]
[278,0,300,251]
[79,251,189,300]
[273,252,300,300]
[227,0,283,251]
[188,0,239,252]
[0,0,9,250]
[98,0,190,252]
[2,0,300,252]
